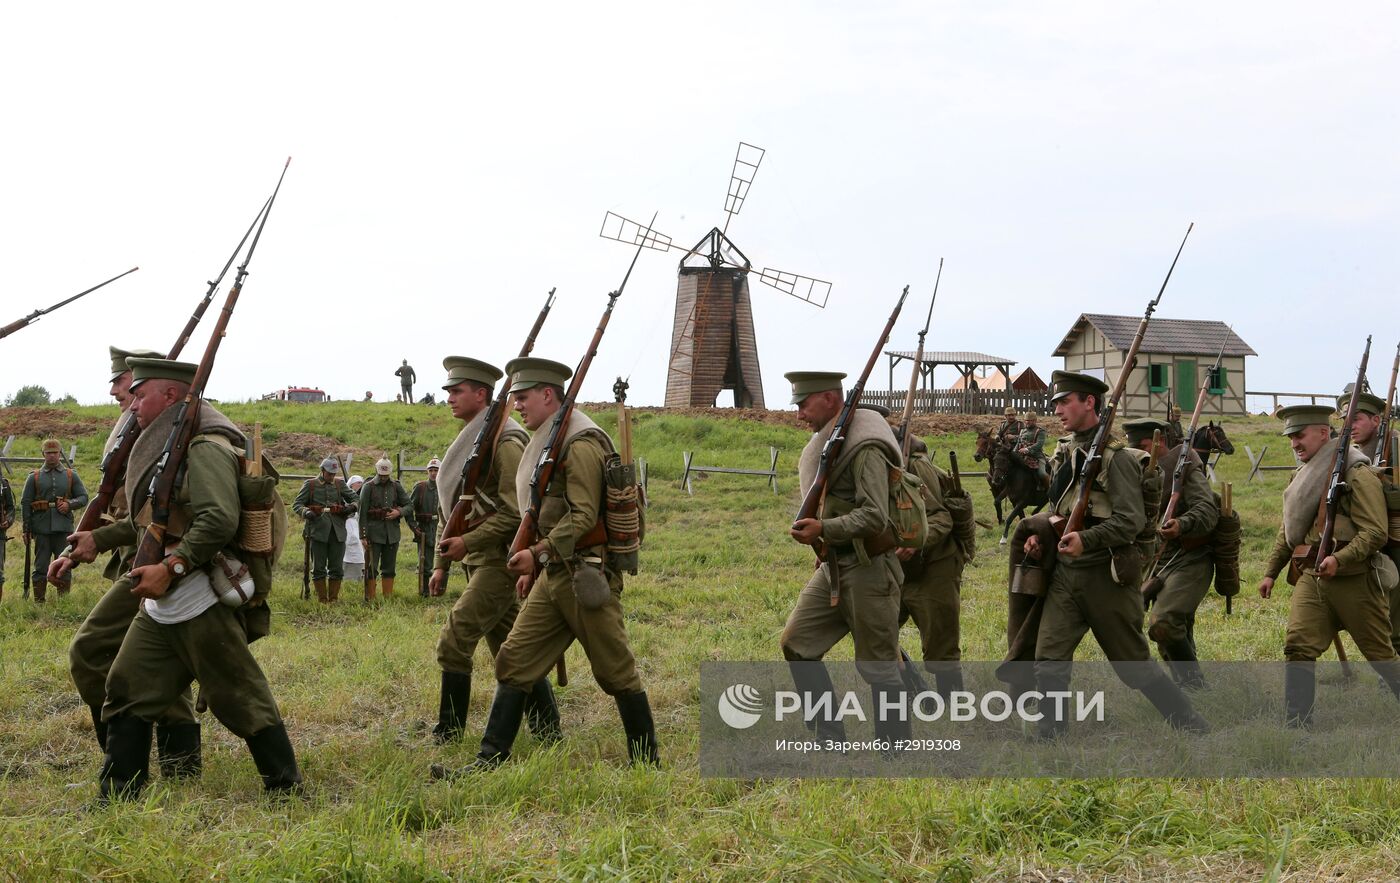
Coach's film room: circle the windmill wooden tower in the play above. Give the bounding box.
[601,142,830,408]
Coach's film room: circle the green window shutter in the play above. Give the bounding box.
[1208,365,1227,395]
[1148,364,1168,393]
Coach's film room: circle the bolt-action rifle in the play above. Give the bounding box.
[511,222,654,599]
[1375,341,1399,469]
[0,267,139,340]
[897,262,942,463]
[793,285,910,606]
[128,159,290,581]
[56,201,270,582]
[435,288,556,581]
[1051,223,1193,543]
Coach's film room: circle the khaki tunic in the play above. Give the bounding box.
[103,432,285,737]
[780,443,903,687]
[1146,447,1220,646]
[494,432,643,695]
[436,432,528,675]
[899,451,962,666]
[1264,461,1395,662]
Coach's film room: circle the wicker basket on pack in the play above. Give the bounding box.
[234,453,287,641]
[1212,495,1242,599]
[603,453,644,575]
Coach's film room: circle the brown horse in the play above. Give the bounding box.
[975,429,1048,544]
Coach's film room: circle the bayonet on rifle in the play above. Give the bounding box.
[898,261,942,462]
[0,267,140,341]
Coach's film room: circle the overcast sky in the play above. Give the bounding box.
[3,2,1396,411]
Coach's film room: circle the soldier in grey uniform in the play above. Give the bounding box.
[1027,371,1208,739]
[292,458,358,602]
[0,475,14,600]
[21,438,88,601]
[359,459,414,599]
[780,372,908,746]
[411,458,442,597]
[396,359,416,404]
[1124,417,1219,689]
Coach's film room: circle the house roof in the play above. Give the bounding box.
[1053,314,1257,358]
[887,350,1016,366]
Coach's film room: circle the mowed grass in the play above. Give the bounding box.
[2,402,1400,881]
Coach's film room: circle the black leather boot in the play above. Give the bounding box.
[156,722,202,779]
[430,683,530,780]
[788,660,847,741]
[871,684,912,756]
[614,690,660,766]
[932,664,965,698]
[1034,668,1072,742]
[98,715,152,802]
[89,704,108,752]
[524,677,563,745]
[432,670,472,744]
[246,723,303,794]
[1285,661,1316,728]
[1160,639,1206,690]
[1140,675,1210,734]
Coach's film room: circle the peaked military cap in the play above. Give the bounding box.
[784,371,845,405]
[127,357,198,391]
[1050,370,1109,403]
[110,346,162,382]
[1277,404,1335,436]
[441,356,503,391]
[505,357,572,394]
[1337,389,1386,417]
[41,438,62,453]
[1122,417,1170,446]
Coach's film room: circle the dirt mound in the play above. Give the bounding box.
[0,407,110,441]
[264,431,345,464]
[580,403,1062,437]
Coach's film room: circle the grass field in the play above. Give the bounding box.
[2,401,1399,881]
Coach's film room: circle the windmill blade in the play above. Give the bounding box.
[600,211,674,252]
[722,142,765,229]
[757,267,831,309]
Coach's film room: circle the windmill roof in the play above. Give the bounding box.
[1053,314,1257,357]
[887,350,1016,365]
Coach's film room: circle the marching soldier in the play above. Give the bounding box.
[892,426,964,696]
[395,359,416,404]
[780,372,908,745]
[1028,371,1207,738]
[292,458,358,602]
[1260,405,1400,726]
[427,357,558,745]
[0,474,13,600]
[411,458,442,597]
[1337,386,1386,464]
[57,345,201,775]
[359,458,414,599]
[1015,411,1051,487]
[67,357,301,800]
[1125,417,1219,690]
[21,438,88,601]
[434,357,656,774]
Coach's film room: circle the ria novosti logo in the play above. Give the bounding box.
[717,684,764,729]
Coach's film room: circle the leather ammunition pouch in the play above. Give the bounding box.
[368,507,390,520]
[30,500,50,512]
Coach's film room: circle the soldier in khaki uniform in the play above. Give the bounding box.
[21,438,88,601]
[1124,417,1218,689]
[780,372,908,745]
[1259,404,1400,726]
[359,459,414,599]
[1028,371,1207,738]
[1337,387,1387,464]
[292,458,358,602]
[55,346,200,774]
[434,357,656,775]
[62,358,300,800]
[428,357,559,744]
[893,426,964,695]
[1165,405,1186,450]
[989,405,1023,495]
[1015,411,1051,486]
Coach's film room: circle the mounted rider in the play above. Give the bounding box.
[1014,411,1050,487]
[990,405,1024,493]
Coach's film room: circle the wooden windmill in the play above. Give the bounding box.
[601,142,830,408]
